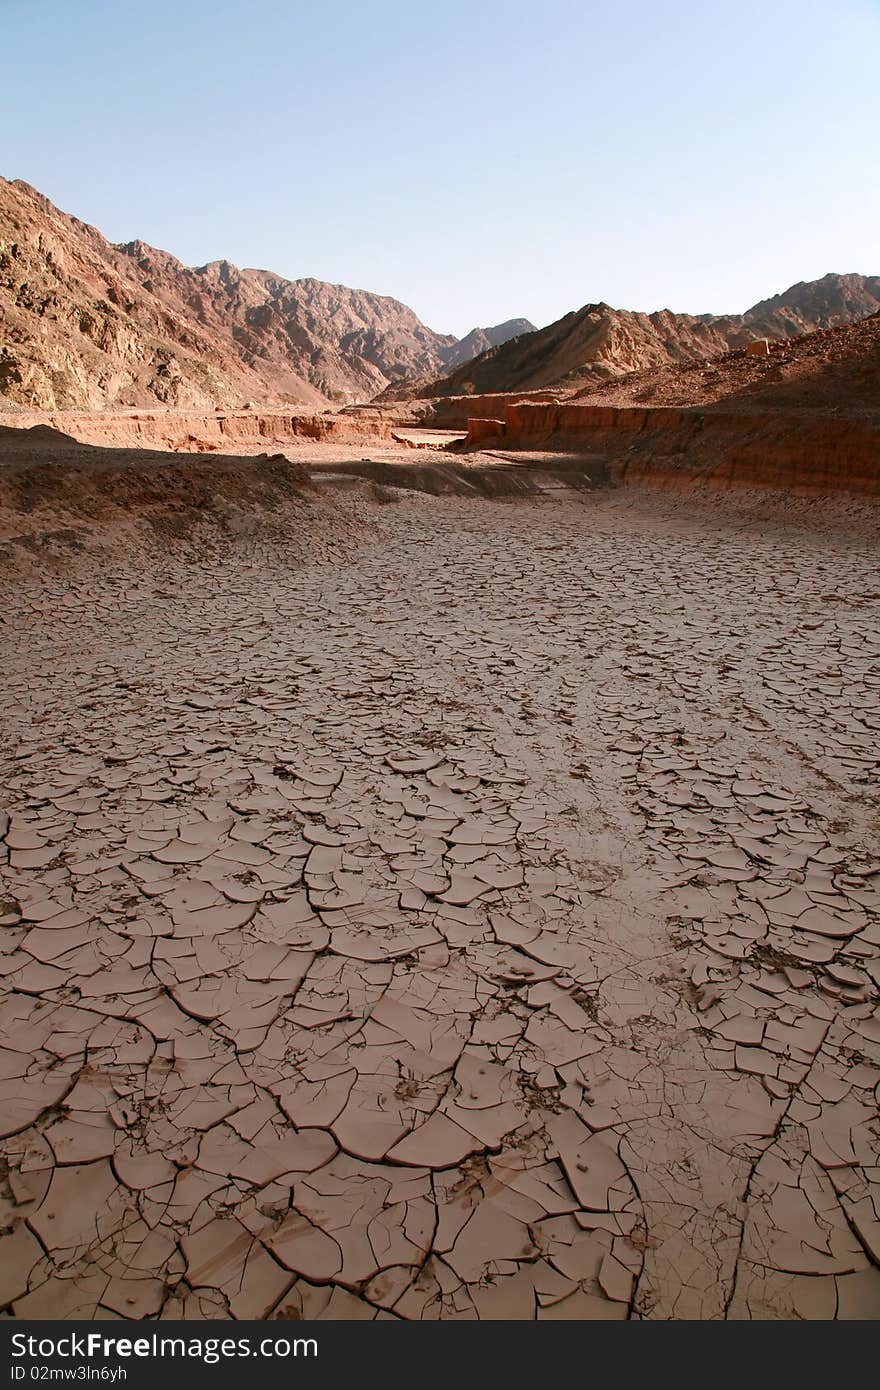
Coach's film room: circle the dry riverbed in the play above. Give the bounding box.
[1,484,879,1320]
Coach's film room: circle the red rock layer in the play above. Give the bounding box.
[474,403,880,496]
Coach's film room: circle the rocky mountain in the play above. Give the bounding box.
[441,318,537,372]
[741,274,880,335]
[0,178,524,411]
[1,179,278,411]
[570,310,880,416]
[414,276,880,398]
[4,175,877,414]
[104,242,458,402]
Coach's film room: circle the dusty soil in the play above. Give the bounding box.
[0,426,376,580]
[1,458,879,1320]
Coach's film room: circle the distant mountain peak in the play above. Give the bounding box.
[440,317,537,372]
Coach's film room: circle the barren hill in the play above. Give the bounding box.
[413,276,880,399]
[4,175,877,416]
[0,178,521,411]
[742,274,880,335]
[569,311,880,416]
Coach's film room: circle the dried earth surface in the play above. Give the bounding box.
[1,442,879,1321]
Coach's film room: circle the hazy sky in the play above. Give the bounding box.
[4,0,879,336]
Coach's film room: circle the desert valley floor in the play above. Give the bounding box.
[1,471,879,1321]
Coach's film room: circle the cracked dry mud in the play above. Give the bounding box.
[1,491,879,1321]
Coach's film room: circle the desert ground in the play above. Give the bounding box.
[1,423,878,1322]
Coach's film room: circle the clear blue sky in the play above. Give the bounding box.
[4,0,879,336]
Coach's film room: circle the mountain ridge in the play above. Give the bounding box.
[0,178,530,410]
[401,275,880,399]
[3,176,878,412]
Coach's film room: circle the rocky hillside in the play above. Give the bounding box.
[570,310,880,416]
[104,243,457,402]
[4,175,877,414]
[1,180,279,411]
[415,276,880,398]
[741,274,880,335]
[0,178,526,411]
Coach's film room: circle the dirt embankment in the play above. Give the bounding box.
[0,422,609,584]
[0,407,402,454]
[310,454,607,498]
[463,402,880,496]
[0,425,371,578]
[0,393,567,458]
